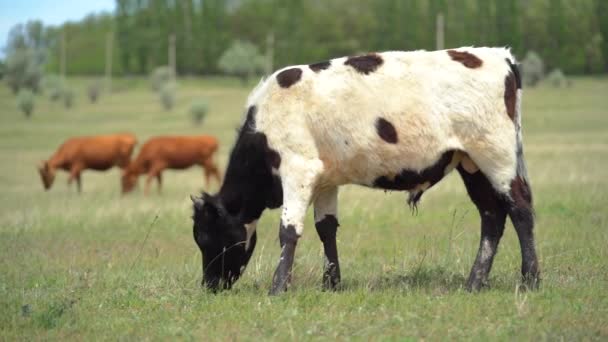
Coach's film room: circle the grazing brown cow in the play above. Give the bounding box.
[38,133,137,192]
[121,135,221,195]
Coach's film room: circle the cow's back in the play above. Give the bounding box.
[138,136,217,169]
[56,135,129,170]
[252,48,517,186]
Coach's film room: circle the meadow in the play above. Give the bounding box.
[0,75,607,340]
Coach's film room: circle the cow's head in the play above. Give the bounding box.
[37,161,55,190]
[191,192,256,291]
[121,166,138,194]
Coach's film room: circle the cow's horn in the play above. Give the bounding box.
[190,194,204,209]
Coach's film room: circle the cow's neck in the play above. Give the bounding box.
[218,108,283,224]
[129,156,146,176]
[47,152,64,170]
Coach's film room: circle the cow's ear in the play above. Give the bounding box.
[192,192,220,220]
[190,194,205,211]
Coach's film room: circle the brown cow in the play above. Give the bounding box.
[121,135,221,195]
[38,133,137,192]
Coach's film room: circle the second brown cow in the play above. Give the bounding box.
[122,135,221,195]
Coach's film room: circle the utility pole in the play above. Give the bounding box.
[169,33,176,78]
[436,13,445,50]
[105,32,113,93]
[182,1,193,73]
[61,28,66,79]
[266,32,274,75]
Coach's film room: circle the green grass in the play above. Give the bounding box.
[1,76,607,340]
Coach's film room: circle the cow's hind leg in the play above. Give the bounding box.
[313,187,341,290]
[508,176,540,289]
[458,165,508,291]
[202,158,221,187]
[156,172,163,193]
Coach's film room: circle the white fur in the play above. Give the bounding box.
[247,47,521,236]
[313,187,338,223]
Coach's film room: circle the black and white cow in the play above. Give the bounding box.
[191,47,540,294]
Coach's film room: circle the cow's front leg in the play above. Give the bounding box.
[314,187,341,290]
[269,159,321,295]
[67,164,83,193]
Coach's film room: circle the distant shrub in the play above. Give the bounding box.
[150,66,174,92]
[521,51,544,87]
[63,88,75,109]
[43,75,64,102]
[17,89,35,118]
[159,83,176,111]
[218,40,266,85]
[5,48,45,94]
[190,99,209,125]
[88,81,101,103]
[545,69,569,88]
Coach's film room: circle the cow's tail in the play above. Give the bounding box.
[506,56,532,203]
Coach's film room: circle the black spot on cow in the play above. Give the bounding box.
[375,117,398,144]
[267,149,281,169]
[309,61,331,72]
[344,54,383,75]
[447,50,483,68]
[276,68,303,88]
[373,150,455,192]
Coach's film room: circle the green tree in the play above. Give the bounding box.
[495,0,522,54]
[46,13,121,75]
[597,0,608,71]
[547,0,567,69]
[218,40,265,84]
[4,22,48,93]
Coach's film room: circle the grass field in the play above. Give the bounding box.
[1,75,607,340]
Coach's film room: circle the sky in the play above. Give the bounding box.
[0,0,115,57]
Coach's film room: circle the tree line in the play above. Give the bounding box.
[8,0,608,76]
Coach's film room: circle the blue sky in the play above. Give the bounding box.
[0,0,115,57]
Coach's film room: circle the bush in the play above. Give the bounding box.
[159,83,176,111]
[43,75,64,102]
[218,40,266,85]
[545,69,569,88]
[5,48,44,93]
[150,66,174,92]
[521,51,544,87]
[190,100,209,125]
[88,81,101,103]
[63,88,75,109]
[17,89,35,118]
